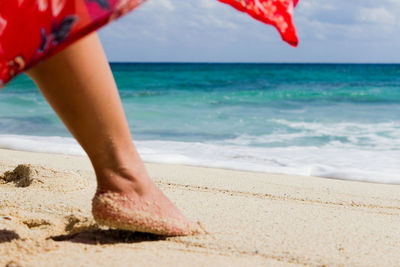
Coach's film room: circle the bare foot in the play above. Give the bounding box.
[92,168,201,236]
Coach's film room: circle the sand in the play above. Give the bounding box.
[1,148,400,266]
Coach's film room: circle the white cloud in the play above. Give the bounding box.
[357,7,396,25]
[198,0,220,9]
[143,0,175,11]
[98,0,400,62]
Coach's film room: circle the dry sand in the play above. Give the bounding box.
[0,148,400,266]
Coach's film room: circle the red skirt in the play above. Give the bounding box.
[0,0,299,87]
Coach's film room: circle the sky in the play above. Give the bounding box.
[98,0,400,63]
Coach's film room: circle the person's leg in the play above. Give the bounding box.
[25,32,197,235]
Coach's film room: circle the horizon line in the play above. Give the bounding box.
[108,61,400,64]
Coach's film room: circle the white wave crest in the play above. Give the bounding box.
[1,134,400,184]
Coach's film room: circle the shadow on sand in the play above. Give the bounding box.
[50,229,166,245]
[0,229,20,243]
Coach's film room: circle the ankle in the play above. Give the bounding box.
[88,141,142,171]
[95,161,151,193]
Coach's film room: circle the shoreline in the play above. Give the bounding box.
[1,148,400,266]
[1,134,400,185]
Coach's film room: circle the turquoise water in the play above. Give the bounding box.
[1,63,400,183]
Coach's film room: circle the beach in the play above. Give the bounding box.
[0,148,400,266]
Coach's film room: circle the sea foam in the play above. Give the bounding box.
[1,134,399,184]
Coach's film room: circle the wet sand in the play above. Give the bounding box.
[1,148,400,266]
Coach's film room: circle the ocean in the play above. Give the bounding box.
[1,63,400,183]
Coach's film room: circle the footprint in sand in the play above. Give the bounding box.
[5,261,23,267]
[1,164,34,187]
[0,164,90,192]
[22,218,52,229]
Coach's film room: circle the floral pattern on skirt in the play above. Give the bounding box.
[0,0,298,87]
